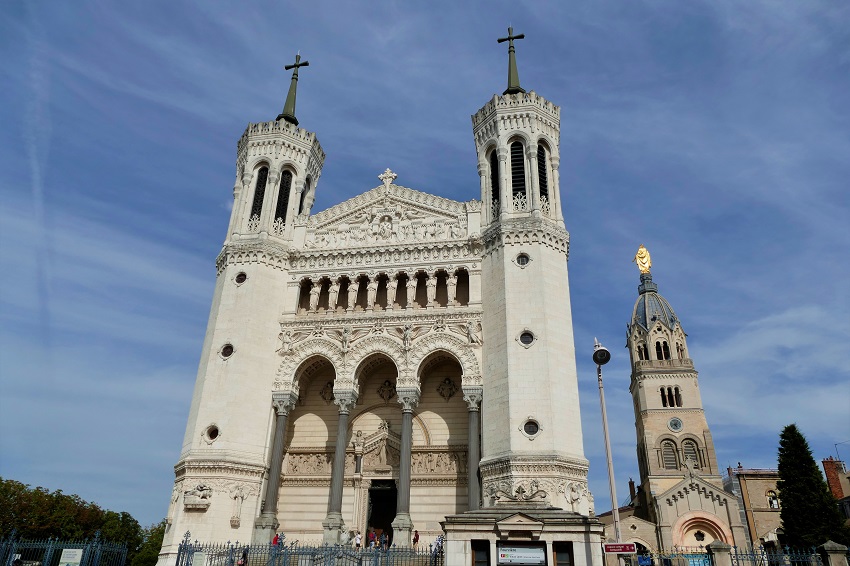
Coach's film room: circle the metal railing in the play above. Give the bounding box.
[176,533,443,566]
[0,531,128,566]
[730,547,822,566]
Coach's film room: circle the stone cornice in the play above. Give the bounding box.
[482,218,570,258]
[174,458,266,479]
[289,239,483,273]
[216,241,291,274]
[281,308,483,327]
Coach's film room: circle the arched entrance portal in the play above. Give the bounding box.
[368,480,397,544]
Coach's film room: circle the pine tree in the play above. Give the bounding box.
[776,424,850,547]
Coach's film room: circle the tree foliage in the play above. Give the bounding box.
[776,424,850,547]
[0,477,149,563]
[130,520,167,566]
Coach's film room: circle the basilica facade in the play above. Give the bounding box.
[160,37,603,566]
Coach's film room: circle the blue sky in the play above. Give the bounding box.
[1,1,848,529]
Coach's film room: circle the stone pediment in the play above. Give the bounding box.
[657,472,734,507]
[496,513,544,538]
[302,182,479,250]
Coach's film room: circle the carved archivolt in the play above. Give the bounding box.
[349,335,407,384]
[274,338,343,393]
[409,332,481,385]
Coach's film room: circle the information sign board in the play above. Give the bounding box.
[497,545,546,565]
[603,543,637,554]
[59,549,83,566]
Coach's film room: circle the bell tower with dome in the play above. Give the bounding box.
[622,245,746,550]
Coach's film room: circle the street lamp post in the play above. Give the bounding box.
[594,339,624,563]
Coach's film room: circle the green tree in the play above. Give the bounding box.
[777,424,850,547]
[130,520,167,566]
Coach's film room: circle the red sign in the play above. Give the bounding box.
[604,543,637,554]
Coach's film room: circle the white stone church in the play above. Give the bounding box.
[159,34,745,566]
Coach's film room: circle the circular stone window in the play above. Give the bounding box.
[519,331,535,345]
[235,272,247,284]
[524,420,540,436]
[516,253,530,267]
[220,344,234,358]
[206,425,219,441]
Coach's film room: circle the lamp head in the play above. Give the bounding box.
[593,338,611,366]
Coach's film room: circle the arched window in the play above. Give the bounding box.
[667,387,675,408]
[510,141,526,199]
[656,341,663,360]
[676,342,684,359]
[662,441,678,470]
[767,491,780,509]
[637,344,645,361]
[489,150,500,210]
[660,388,668,407]
[674,387,682,407]
[662,341,671,360]
[274,171,293,235]
[299,177,311,215]
[642,344,649,360]
[683,441,700,468]
[249,167,269,226]
[537,144,549,200]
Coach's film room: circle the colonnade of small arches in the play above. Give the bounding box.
[660,438,704,470]
[297,268,471,313]
[480,136,560,223]
[240,163,315,236]
[635,339,687,361]
[660,386,683,408]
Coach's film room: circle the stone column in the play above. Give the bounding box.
[477,161,490,223]
[323,391,356,544]
[819,541,849,566]
[234,172,253,236]
[463,388,483,510]
[550,156,562,220]
[498,147,509,215]
[527,146,540,215]
[252,391,297,544]
[706,541,732,566]
[392,389,420,546]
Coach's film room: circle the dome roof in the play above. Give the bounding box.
[631,272,679,331]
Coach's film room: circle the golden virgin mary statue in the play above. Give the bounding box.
[633,244,652,273]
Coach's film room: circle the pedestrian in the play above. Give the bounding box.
[379,530,388,550]
[237,547,248,566]
[368,529,376,549]
[412,530,419,550]
[354,531,362,549]
[272,532,280,546]
[430,535,443,566]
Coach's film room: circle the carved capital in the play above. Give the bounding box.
[333,391,358,414]
[550,156,560,170]
[396,388,421,412]
[497,147,509,161]
[463,387,483,411]
[241,172,254,187]
[272,391,298,416]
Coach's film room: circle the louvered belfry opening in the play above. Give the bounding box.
[299,177,311,215]
[250,166,269,219]
[489,151,499,208]
[537,144,548,199]
[275,170,293,223]
[510,141,525,197]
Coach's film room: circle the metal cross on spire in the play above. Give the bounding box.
[278,53,310,125]
[497,26,525,95]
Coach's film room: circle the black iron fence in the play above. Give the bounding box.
[0,531,128,566]
[730,547,823,566]
[176,532,443,566]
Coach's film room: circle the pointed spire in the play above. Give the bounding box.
[278,53,310,125]
[497,26,526,95]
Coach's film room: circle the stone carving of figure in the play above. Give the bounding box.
[378,217,393,240]
[402,323,413,349]
[347,279,359,311]
[278,330,293,356]
[400,223,412,241]
[406,277,418,308]
[450,223,461,239]
[184,484,212,499]
[633,244,652,273]
[328,281,340,312]
[446,274,457,306]
[353,430,364,450]
[309,283,321,311]
[425,276,437,306]
[387,277,398,308]
[378,437,388,466]
[231,485,246,524]
[569,483,581,512]
[366,278,379,308]
[341,326,351,352]
[466,321,482,345]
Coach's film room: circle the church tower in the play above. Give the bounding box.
[473,27,589,512]
[159,55,324,556]
[625,246,746,549]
